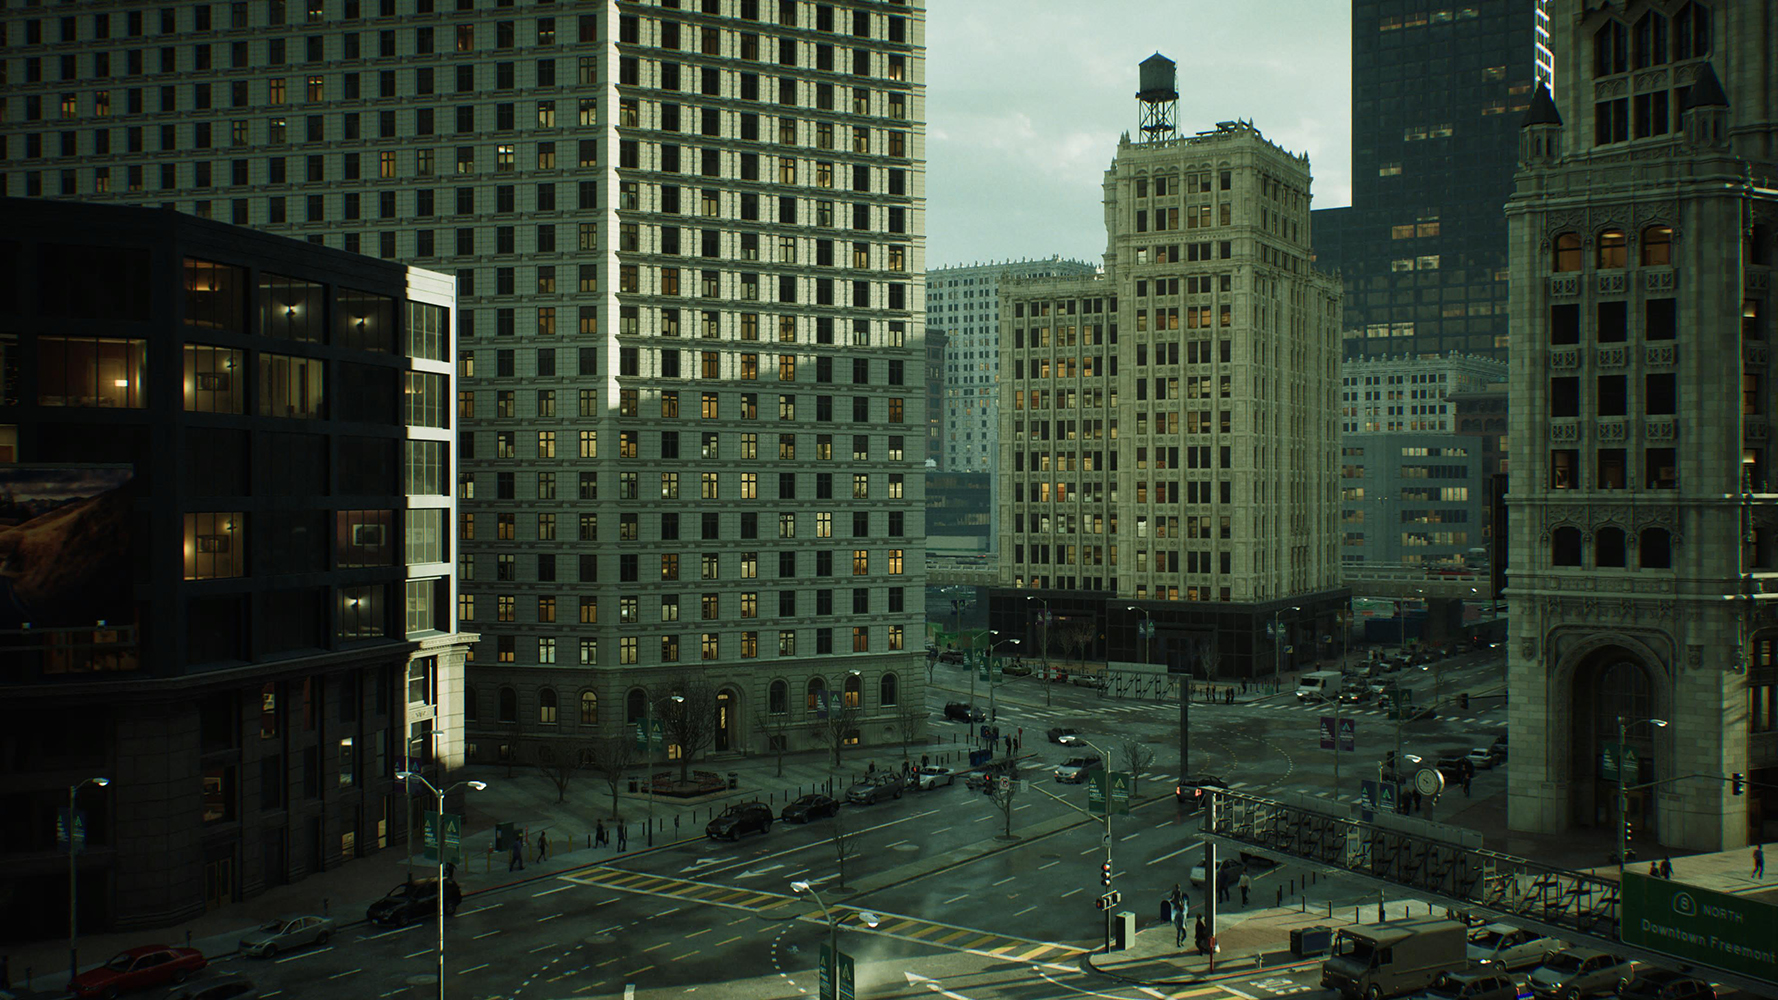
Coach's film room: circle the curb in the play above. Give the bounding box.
[1079,947,1321,986]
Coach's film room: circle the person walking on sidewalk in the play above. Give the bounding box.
[1193,916,1209,956]
[1660,856,1673,879]
[595,819,608,847]
[1173,896,1188,948]
[1238,870,1252,907]
[536,830,549,863]
[1755,844,1765,880]
[508,836,525,872]
[617,824,628,852]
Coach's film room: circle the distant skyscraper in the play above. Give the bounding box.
[0,1,927,797]
[1507,0,1775,852]
[989,58,1346,680]
[1313,1,1541,361]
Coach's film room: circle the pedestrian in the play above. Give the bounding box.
[1173,897,1187,947]
[1238,871,1252,907]
[921,753,930,769]
[536,830,549,863]
[674,814,681,837]
[1461,773,1471,797]
[1754,844,1765,880]
[1194,916,1209,956]
[617,824,628,851]
[1660,857,1673,879]
[1004,735,1013,756]
[868,760,876,775]
[508,836,525,872]
[1017,727,1024,749]
[595,819,608,847]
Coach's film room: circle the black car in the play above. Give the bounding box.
[943,702,985,723]
[1046,727,1081,744]
[1176,775,1230,810]
[780,794,840,823]
[706,801,773,840]
[367,877,461,927]
[1616,971,1715,1000]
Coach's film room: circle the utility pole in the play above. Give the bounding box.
[1028,595,1052,707]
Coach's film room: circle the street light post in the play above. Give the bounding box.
[1616,716,1669,870]
[67,776,109,990]
[1027,596,1053,706]
[1272,606,1301,693]
[791,881,879,989]
[396,772,487,998]
[1078,737,1118,953]
[988,637,1020,726]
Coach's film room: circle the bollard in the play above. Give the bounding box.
[186,931,192,948]
[587,834,591,849]
[1277,886,1284,906]
[1290,878,1296,895]
[1328,901,1334,918]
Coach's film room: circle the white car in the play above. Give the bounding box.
[238,915,335,958]
[915,766,956,790]
[1466,747,1499,771]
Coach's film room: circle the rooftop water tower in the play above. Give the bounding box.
[1136,53,1178,142]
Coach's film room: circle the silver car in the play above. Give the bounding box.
[1053,756,1103,784]
[1528,948,1633,999]
[1467,923,1561,970]
[914,766,956,790]
[238,915,335,958]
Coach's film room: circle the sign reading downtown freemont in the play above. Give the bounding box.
[1621,871,1778,983]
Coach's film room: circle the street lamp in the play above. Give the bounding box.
[1616,716,1668,870]
[791,880,880,984]
[395,772,487,998]
[644,693,687,843]
[987,637,1020,724]
[1027,596,1053,706]
[1271,606,1302,693]
[67,776,109,990]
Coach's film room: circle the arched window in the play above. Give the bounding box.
[1553,527,1583,567]
[1596,527,1627,567]
[1597,230,1628,268]
[1641,225,1672,266]
[539,688,558,724]
[805,676,827,712]
[580,691,598,725]
[464,685,478,723]
[625,688,647,724]
[843,673,862,708]
[498,686,518,723]
[1674,3,1711,60]
[879,673,899,707]
[1632,12,1668,69]
[1552,233,1582,272]
[769,679,789,715]
[1594,20,1627,76]
[1641,528,1673,568]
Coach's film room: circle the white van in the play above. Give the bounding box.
[1295,670,1344,702]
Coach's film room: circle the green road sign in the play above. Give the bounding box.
[1088,770,1133,816]
[1622,871,1778,981]
[423,811,463,866]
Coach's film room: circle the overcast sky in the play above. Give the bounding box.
[923,1,1352,269]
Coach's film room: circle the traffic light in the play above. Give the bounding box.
[1094,891,1122,910]
[1101,860,1113,887]
[1733,772,1746,796]
[1459,693,1469,710]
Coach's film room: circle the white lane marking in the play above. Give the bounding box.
[533,884,575,897]
[1147,843,1200,866]
[529,944,554,954]
[1078,847,1098,856]
[457,963,489,975]
[538,912,562,922]
[656,906,682,917]
[941,893,969,905]
[272,945,337,964]
[328,969,361,980]
[359,925,417,941]
[403,948,431,959]
[692,808,941,879]
[991,876,1017,886]
[1038,860,1060,870]
[1061,888,1083,898]
[457,903,503,917]
[1120,832,1142,842]
[930,826,952,835]
[472,930,502,939]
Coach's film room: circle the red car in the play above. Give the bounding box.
[70,945,207,998]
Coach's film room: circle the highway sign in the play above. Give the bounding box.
[1622,871,1778,981]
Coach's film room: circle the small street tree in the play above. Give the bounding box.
[990,760,1022,840]
[1119,738,1156,794]
[808,693,862,769]
[657,673,719,783]
[584,734,639,820]
[753,710,796,778]
[535,743,583,804]
[829,807,861,890]
[894,699,925,765]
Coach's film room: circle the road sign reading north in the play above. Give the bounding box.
[57,808,87,854]
[634,718,666,750]
[1622,871,1778,982]
[1599,742,1640,781]
[818,943,854,1000]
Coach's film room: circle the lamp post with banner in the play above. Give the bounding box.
[66,776,108,991]
[396,772,486,998]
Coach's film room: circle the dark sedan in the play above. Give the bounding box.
[1046,727,1082,744]
[779,794,840,823]
[706,801,773,839]
[1615,970,1715,1000]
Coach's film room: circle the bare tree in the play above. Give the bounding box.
[990,760,1022,840]
[504,715,526,779]
[829,807,861,890]
[753,710,796,778]
[1119,738,1156,794]
[1062,621,1095,676]
[808,695,862,769]
[894,700,926,764]
[535,743,583,804]
[584,735,638,820]
[657,673,719,783]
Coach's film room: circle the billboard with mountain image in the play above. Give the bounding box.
[0,465,135,630]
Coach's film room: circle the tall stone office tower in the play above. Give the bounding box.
[988,56,1345,681]
[0,1,928,764]
[1506,0,1777,851]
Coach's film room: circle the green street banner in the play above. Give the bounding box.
[422,811,463,866]
[819,943,853,1000]
[634,718,666,750]
[1088,770,1133,817]
[1622,871,1778,981]
[1599,742,1640,781]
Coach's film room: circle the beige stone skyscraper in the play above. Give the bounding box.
[1505,0,1777,851]
[989,62,1344,680]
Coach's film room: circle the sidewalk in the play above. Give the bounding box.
[0,740,1017,997]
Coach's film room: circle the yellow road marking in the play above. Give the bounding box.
[962,934,996,949]
[1016,944,1052,960]
[934,929,972,944]
[906,923,947,939]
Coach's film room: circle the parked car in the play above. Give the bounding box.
[1466,923,1562,970]
[238,916,335,958]
[1047,727,1082,745]
[964,758,1016,791]
[706,801,774,840]
[846,773,905,804]
[1001,661,1033,677]
[366,876,461,927]
[937,650,965,664]
[69,946,208,998]
[1069,673,1108,689]
[1492,734,1508,761]
[914,766,957,790]
[1176,774,1230,810]
[169,979,260,1000]
[1527,948,1633,999]
[1190,857,1243,888]
[943,702,985,723]
[1416,968,1519,1000]
[1053,756,1103,784]
[1466,747,1499,771]
[1614,970,1716,1000]
[779,794,840,823]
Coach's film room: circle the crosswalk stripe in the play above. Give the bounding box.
[987,942,1020,956]
[907,923,947,939]
[1016,944,1052,961]
[962,934,996,949]
[882,918,919,934]
[934,929,972,944]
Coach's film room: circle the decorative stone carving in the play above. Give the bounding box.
[1747,342,1770,367]
[1598,346,1627,368]
[1645,344,1676,368]
[1598,420,1627,443]
[1593,504,1631,528]
[1654,599,1676,620]
[1646,418,1676,442]
[1598,273,1627,295]
[1644,269,1677,293]
[1551,274,1581,298]
[1550,347,1581,369]
[1751,420,1770,443]
[1686,645,1704,671]
[1551,421,1581,443]
[1596,78,1628,98]
[1752,271,1772,294]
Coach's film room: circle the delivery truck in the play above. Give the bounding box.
[1321,917,1466,999]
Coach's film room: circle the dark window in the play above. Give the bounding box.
[1595,527,1626,568]
[1597,375,1627,416]
[1646,448,1678,489]
[1552,526,1583,567]
[1645,298,1676,340]
[1551,304,1580,344]
[1551,377,1580,417]
[1640,528,1672,568]
[1646,373,1677,414]
[1597,301,1627,342]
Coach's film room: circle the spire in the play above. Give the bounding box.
[1681,62,1728,112]
[1521,85,1562,128]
